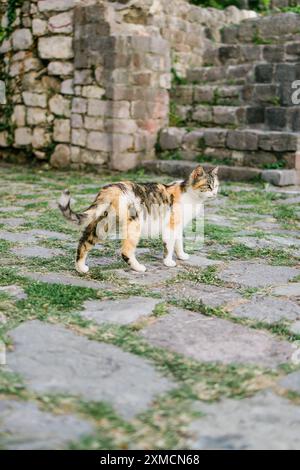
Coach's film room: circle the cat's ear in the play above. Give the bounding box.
[210,166,219,176]
[190,165,205,181]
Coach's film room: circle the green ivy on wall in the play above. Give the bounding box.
[190,1,271,10]
[0,0,21,141]
[0,0,21,45]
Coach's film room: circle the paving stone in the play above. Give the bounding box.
[0,400,93,450]
[267,235,300,248]
[232,297,300,324]
[0,285,27,300]
[278,195,300,205]
[187,391,300,450]
[140,307,293,367]
[89,256,118,267]
[0,207,22,213]
[290,321,300,335]
[252,220,282,231]
[25,229,70,240]
[11,246,63,259]
[232,236,273,250]
[182,255,224,268]
[7,321,174,419]
[23,271,114,290]
[219,261,299,288]
[80,297,159,325]
[205,215,235,228]
[0,218,25,228]
[164,282,242,308]
[115,265,181,287]
[0,231,36,243]
[272,283,300,297]
[279,371,300,393]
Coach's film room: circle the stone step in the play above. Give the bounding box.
[142,159,262,182]
[253,62,300,84]
[172,99,300,132]
[186,64,253,85]
[171,84,244,106]
[142,159,300,187]
[222,13,300,45]
[203,42,300,67]
[158,127,300,169]
[185,105,247,128]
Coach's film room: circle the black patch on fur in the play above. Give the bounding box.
[122,254,130,264]
[131,182,171,213]
[103,183,128,193]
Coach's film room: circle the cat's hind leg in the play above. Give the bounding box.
[121,219,145,273]
[76,222,98,274]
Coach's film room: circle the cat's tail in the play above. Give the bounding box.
[58,190,87,225]
[59,189,111,227]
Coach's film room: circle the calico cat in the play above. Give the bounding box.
[59,165,219,274]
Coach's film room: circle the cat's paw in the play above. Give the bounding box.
[177,252,190,261]
[132,263,147,273]
[76,262,89,274]
[164,259,177,268]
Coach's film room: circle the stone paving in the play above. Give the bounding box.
[0,166,300,450]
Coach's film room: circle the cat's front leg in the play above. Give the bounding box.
[163,235,177,268]
[175,234,190,261]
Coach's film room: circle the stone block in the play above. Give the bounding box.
[48,12,73,34]
[32,128,50,149]
[275,63,297,82]
[192,105,212,124]
[71,114,83,129]
[61,79,74,95]
[87,132,111,152]
[50,144,71,168]
[104,119,137,134]
[0,131,9,147]
[12,29,33,51]
[262,169,300,186]
[12,105,26,127]
[49,94,71,117]
[74,70,93,85]
[38,36,73,60]
[159,128,186,150]
[259,132,300,151]
[82,86,105,99]
[71,128,87,147]
[38,0,75,12]
[183,130,205,151]
[263,45,284,63]
[112,134,134,153]
[27,108,47,125]
[87,99,107,117]
[72,97,87,114]
[22,92,47,108]
[84,116,104,131]
[110,152,139,171]
[48,61,73,76]
[265,108,288,131]
[32,19,47,36]
[106,101,130,119]
[255,64,273,83]
[14,128,32,146]
[227,131,258,151]
[204,129,228,148]
[53,119,71,143]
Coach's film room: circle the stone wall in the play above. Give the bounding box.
[0,0,255,170]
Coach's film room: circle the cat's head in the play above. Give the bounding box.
[187,165,219,199]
